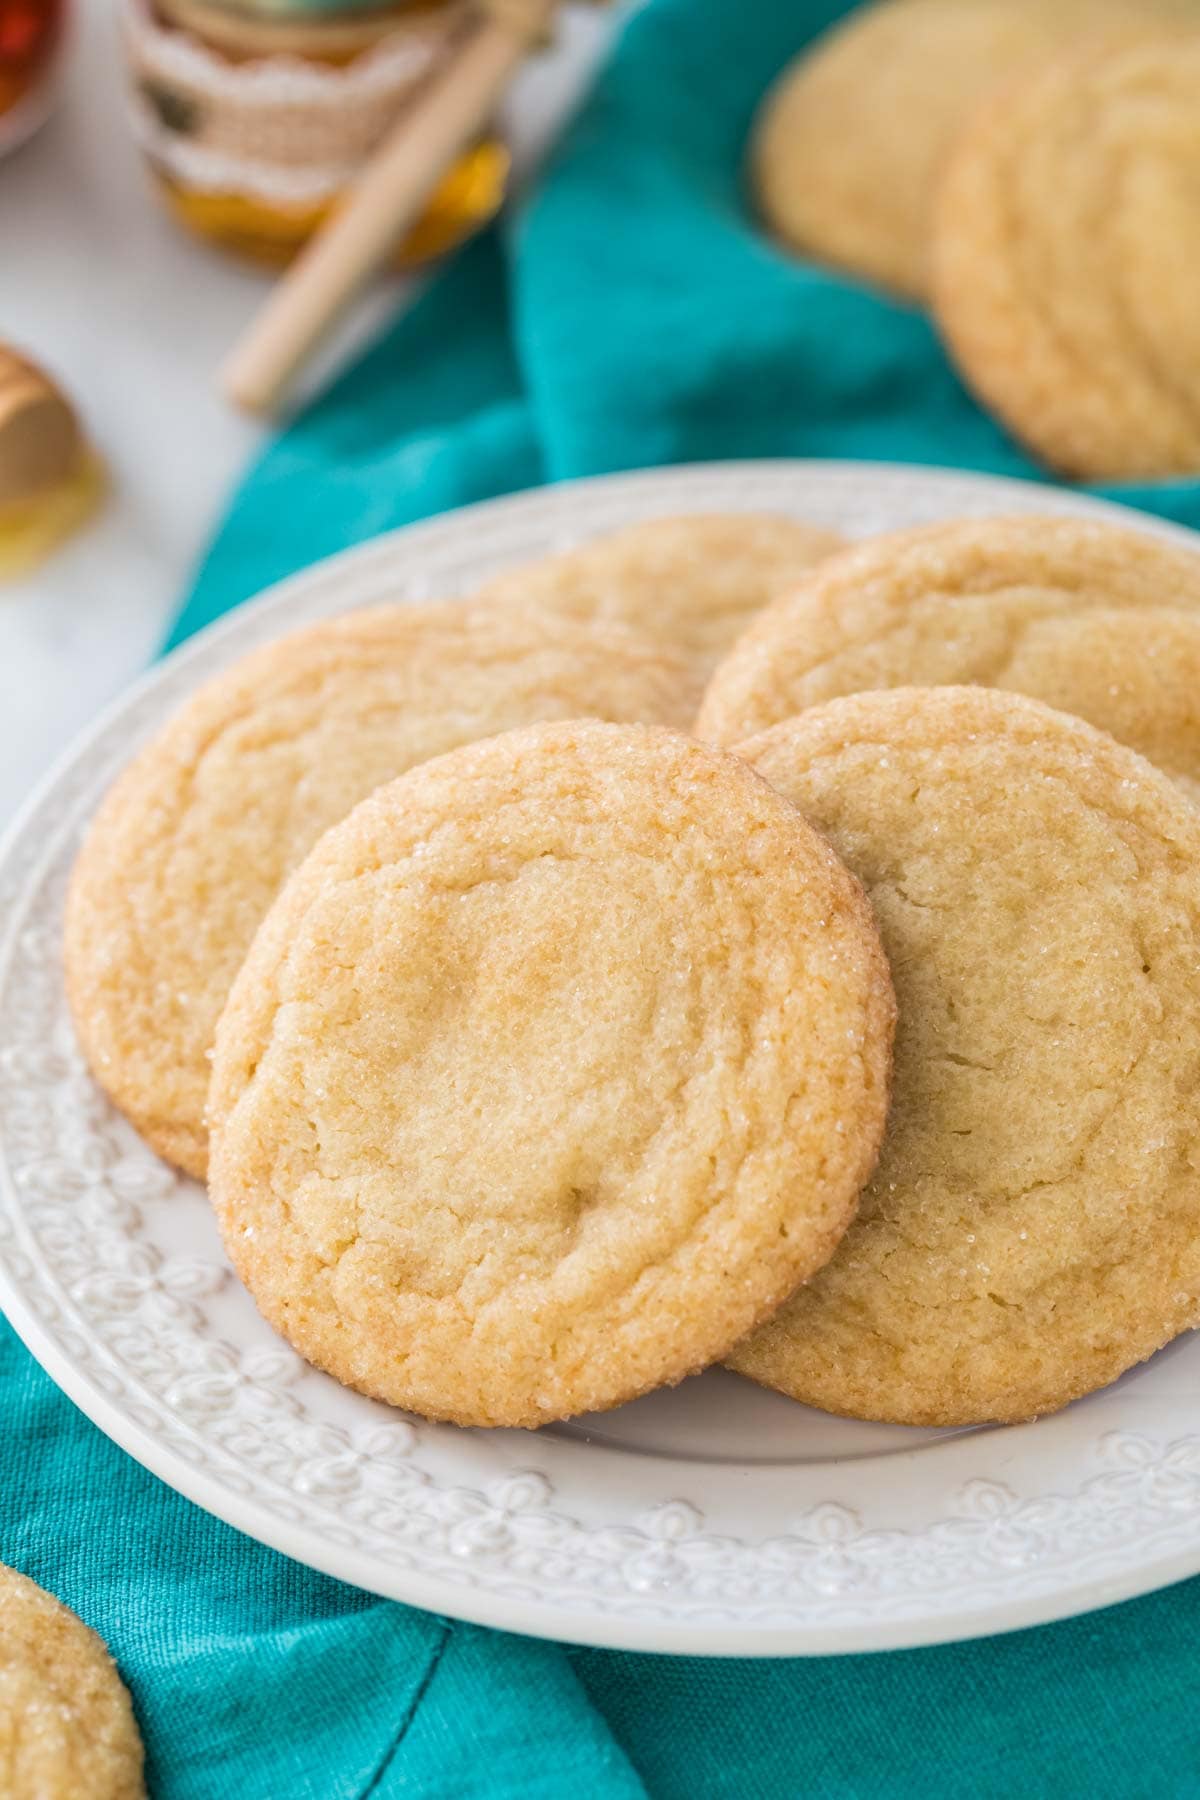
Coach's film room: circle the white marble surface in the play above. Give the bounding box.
[0,0,608,827]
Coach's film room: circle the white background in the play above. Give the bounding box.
[0,0,609,825]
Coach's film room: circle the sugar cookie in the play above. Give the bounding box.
[0,1562,144,1800]
[475,513,843,702]
[750,0,1180,299]
[65,603,693,1178]
[933,33,1200,477]
[696,515,1200,796]
[729,687,1200,1425]
[208,720,895,1428]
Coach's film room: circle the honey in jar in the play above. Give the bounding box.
[121,0,510,266]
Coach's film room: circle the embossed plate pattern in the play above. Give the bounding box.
[3,462,1200,1656]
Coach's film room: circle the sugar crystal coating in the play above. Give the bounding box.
[208,720,895,1428]
[730,686,1200,1425]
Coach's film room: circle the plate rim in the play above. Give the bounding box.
[6,1287,1200,1659]
[4,458,1200,1658]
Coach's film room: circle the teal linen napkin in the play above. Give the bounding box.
[7,1,1200,1794]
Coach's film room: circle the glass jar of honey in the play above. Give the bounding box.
[0,0,64,156]
[121,0,510,267]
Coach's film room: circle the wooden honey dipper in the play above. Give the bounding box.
[221,0,559,417]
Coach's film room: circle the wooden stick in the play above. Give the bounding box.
[221,2,554,416]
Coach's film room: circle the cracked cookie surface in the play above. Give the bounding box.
[750,0,1182,299]
[474,514,843,706]
[65,602,693,1179]
[933,32,1200,478]
[208,720,895,1428]
[0,1563,144,1800]
[728,687,1200,1426]
[697,516,1200,797]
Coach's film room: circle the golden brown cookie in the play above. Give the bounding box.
[0,1563,144,1800]
[64,602,694,1179]
[750,0,1182,299]
[208,720,895,1429]
[728,686,1200,1426]
[696,515,1200,795]
[474,513,843,703]
[933,32,1200,478]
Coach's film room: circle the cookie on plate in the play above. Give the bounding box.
[0,1562,144,1800]
[750,0,1180,299]
[474,513,844,702]
[933,33,1200,478]
[728,687,1200,1426]
[696,515,1200,796]
[64,603,694,1179]
[208,720,895,1429]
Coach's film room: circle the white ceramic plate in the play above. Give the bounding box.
[4,461,1200,1659]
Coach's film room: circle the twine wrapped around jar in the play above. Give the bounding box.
[221,0,563,413]
[125,0,470,211]
[124,0,528,273]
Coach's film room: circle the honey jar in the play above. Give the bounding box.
[0,347,104,578]
[0,0,64,156]
[121,0,510,266]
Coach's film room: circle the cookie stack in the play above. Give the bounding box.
[751,0,1200,477]
[66,510,1200,1431]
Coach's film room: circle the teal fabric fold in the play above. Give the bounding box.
[0,1322,645,1797]
[171,233,541,646]
[9,1,1200,1794]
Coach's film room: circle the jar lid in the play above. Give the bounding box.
[153,0,433,58]
[186,0,406,17]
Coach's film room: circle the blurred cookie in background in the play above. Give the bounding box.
[750,0,1192,300]
[933,31,1200,478]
